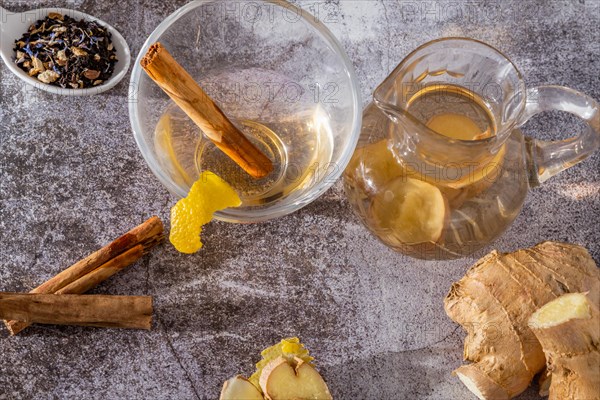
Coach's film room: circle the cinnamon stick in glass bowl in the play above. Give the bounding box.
[140,42,273,179]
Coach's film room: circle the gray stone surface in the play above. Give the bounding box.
[0,0,598,399]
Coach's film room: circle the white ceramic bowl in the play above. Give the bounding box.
[0,6,130,96]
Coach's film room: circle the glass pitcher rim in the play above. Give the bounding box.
[373,37,527,146]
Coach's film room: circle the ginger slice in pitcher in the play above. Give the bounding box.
[371,177,447,244]
[170,171,242,254]
[345,139,404,193]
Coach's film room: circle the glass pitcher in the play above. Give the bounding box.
[344,38,600,260]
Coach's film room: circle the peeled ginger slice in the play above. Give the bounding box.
[529,292,592,328]
[372,177,447,244]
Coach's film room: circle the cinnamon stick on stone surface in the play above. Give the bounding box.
[141,42,273,179]
[26,216,162,294]
[3,217,163,335]
[0,293,152,330]
[56,245,144,295]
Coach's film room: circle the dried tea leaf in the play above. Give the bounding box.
[71,46,88,57]
[29,57,45,75]
[48,12,64,20]
[83,69,100,80]
[15,51,26,63]
[13,13,117,88]
[56,50,68,66]
[29,22,45,35]
[37,70,60,83]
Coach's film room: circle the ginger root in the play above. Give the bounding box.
[528,293,600,400]
[538,370,551,397]
[249,337,314,388]
[220,376,263,400]
[259,356,332,400]
[219,338,332,400]
[444,241,599,399]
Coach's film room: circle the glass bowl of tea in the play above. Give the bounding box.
[129,0,361,223]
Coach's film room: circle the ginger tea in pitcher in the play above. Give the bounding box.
[407,84,496,141]
[345,101,527,260]
[344,38,600,260]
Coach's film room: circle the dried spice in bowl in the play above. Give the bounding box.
[13,12,117,89]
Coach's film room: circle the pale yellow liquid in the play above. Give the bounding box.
[407,84,496,141]
[402,84,502,189]
[427,113,486,140]
[154,102,334,207]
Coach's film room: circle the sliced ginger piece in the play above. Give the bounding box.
[259,357,332,400]
[170,171,241,253]
[249,337,313,388]
[220,376,264,400]
[372,177,447,244]
[528,293,600,400]
[529,292,592,328]
[221,338,330,400]
[346,139,403,194]
[401,144,506,191]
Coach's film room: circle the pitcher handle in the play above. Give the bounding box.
[520,85,600,186]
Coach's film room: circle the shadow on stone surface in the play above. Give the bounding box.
[324,348,541,400]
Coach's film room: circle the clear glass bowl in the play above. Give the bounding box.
[129,0,361,223]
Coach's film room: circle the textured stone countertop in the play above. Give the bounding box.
[1,1,598,399]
